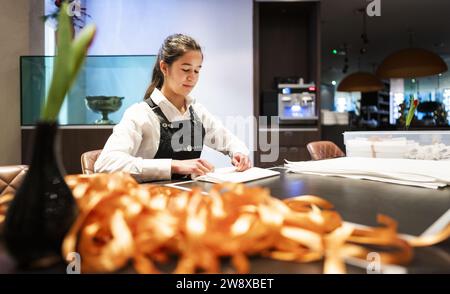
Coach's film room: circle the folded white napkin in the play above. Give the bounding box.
[285,157,450,189]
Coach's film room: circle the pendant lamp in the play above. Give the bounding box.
[337,71,384,92]
[376,48,447,78]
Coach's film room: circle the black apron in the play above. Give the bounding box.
[145,98,205,179]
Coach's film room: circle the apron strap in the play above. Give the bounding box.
[145,98,199,125]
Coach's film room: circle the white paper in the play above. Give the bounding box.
[285,157,450,189]
[299,171,445,189]
[194,167,280,183]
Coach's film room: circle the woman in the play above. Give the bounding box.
[94,34,251,181]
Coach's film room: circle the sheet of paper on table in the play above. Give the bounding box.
[285,157,450,189]
[193,167,280,183]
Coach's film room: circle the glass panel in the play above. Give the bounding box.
[21,55,156,125]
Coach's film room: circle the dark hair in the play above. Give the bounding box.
[144,34,202,100]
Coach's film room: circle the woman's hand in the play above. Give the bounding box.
[231,153,252,172]
[171,159,215,176]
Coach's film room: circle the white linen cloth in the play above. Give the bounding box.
[285,157,450,189]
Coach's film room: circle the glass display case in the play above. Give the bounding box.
[21,55,157,125]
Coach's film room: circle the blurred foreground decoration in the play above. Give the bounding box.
[2,2,96,269]
[52,173,449,274]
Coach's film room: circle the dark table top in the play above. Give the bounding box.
[174,168,450,236]
[1,168,449,274]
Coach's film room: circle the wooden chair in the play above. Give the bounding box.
[0,165,28,196]
[0,165,28,233]
[80,149,103,174]
[306,141,345,161]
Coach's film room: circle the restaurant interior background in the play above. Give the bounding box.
[1,0,450,277]
[1,0,450,170]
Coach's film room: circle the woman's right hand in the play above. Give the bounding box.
[171,159,215,176]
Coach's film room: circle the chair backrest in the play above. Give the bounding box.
[80,149,103,174]
[306,141,345,161]
[0,165,28,196]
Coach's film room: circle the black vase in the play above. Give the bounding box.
[4,121,78,268]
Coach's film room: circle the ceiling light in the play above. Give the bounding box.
[337,72,383,92]
[376,48,448,78]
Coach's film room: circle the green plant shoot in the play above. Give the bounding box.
[405,95,419,129]
[41,1,96,121]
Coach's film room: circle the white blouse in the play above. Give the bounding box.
[94,89,249,182]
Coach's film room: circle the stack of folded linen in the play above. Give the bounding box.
[321,110,337,125]
[321,110,349,125]
[285,157,450,189]
[335,112,349,125]
[345,136,411,158]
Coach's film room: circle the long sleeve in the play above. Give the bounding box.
[196,103,250,157]
[94,104,172,182]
